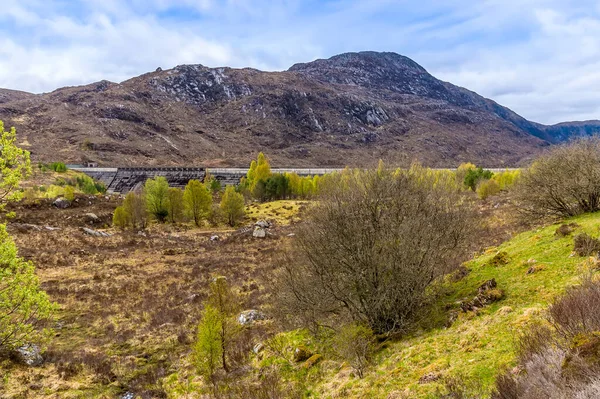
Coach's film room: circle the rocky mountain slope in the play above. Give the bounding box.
[0,51,596,167]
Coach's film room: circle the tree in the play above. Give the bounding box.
[144,176,170,222]
[515,137,600,218]
[255,152,271,183]
[207,276,239,373]
[0,123,53,352]
[0,225,55,351]
[123,191,147,230]
[166,187,185,223]
[193,276,240,389]
[194,305,223,391]
[220,186,245,227]
[112,206,129,229]
[0,121,31,210]
[277,168,474,334]
[183,180,212,226]
[464,167,493,191]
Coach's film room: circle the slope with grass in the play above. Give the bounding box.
[267,213,600,398]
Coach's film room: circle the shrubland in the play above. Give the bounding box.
[7,141,600,399]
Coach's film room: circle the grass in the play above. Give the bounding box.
[245,200,309,225]
[272,212,600,398]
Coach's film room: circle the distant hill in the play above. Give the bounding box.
[0,51,596,167]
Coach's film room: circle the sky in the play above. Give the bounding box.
[1,0,599,125]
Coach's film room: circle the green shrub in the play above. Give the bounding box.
[50,162,67,173]
[464,167,493,191]
[112,206,129,230]
[63,186,75,201]
[477,179,501,200]
[333,323,376,378]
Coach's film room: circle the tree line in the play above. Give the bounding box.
[113,176,246,229]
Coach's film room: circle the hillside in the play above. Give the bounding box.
[2,182,595,398]
[1,51,595,168]
[257,209,596,398]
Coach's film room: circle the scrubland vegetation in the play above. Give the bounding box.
[5,118,600,398]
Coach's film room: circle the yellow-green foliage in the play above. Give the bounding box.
[492,169,521,190]
[0,223,55,351]
[0,121,31,209]
[112,206,129,230]
[477,179,501,200]
[183,180,212,227]
[220,185,245,226]
[63,185,75,201]
[269,212,600,398]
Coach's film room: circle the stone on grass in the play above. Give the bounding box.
[238,309,266,325]
[15,344,43,366]
[253,226,266,238]
[53,197,70,209]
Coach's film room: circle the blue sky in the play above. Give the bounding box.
[1,0,599,124]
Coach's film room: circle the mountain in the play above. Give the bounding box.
[0,51,594,167]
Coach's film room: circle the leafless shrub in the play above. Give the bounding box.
[515,137,600,218]
[549,276,600,339]
[494,277,600,398]
[555,223,579,237]
[574,233,600,257]
[276,167,475,334]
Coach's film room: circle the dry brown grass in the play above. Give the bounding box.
[0,196,294,398]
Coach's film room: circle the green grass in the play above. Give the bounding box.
[276,213,600,398]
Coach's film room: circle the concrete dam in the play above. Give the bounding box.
[70,167,342,194]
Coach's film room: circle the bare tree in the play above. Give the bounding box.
[515,137,600,218]
[276,167,474,334]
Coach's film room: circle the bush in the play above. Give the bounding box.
[50,162,67,173]
[573,233,600,256]
[63,185,75,201]
[515,137,600,218]
[464,167,493,191]
[112,206,129,230]
[277,167,474,334]
[493,277,600,399]
[477,179,501,200]
[555,223,579,237]
[332,323,376,378]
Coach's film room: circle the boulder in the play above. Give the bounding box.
[253,226,267,238]
[53,197,70,209]
[85,213,100,223]
[14,344,43,366]
[238,309,266,325]
[82,227,111,237]
[255,220,270,228]
[210,235,220,241]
